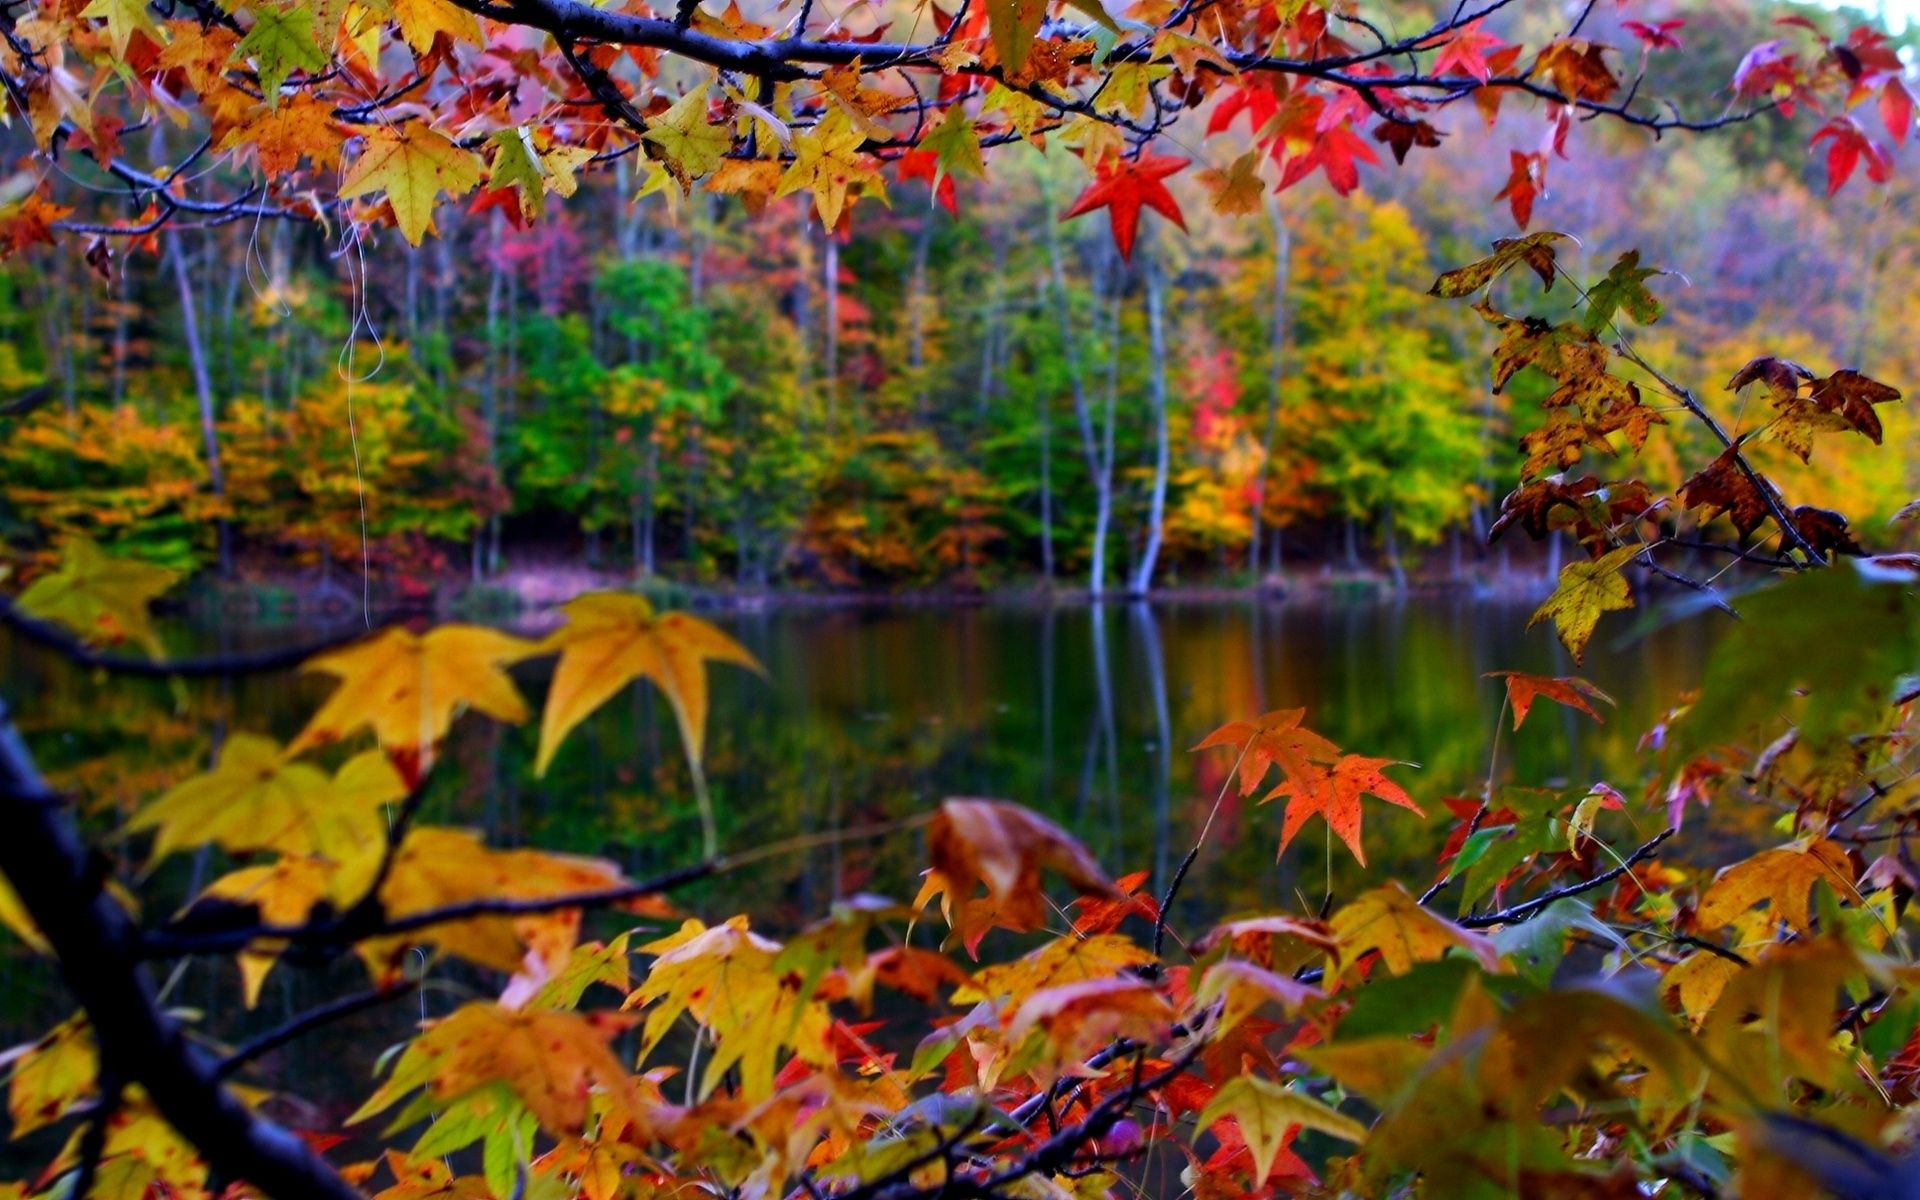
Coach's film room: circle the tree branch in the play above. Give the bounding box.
[0,697,362,1200]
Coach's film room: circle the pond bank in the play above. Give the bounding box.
[172,559,1573,626]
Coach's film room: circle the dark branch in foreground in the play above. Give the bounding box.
[0,600,388,679]
[0,697,364,1200]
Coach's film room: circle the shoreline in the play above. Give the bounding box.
[168,560,1569,627]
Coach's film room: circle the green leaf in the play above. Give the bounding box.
[233,4,327,104]
[1581,250,1662,331]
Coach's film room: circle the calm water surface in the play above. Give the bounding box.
[0,595,1735,1140]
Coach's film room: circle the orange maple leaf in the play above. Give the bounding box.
[1263,754,1423,867]
[1191,708,1341,798]
[1486,671,1614,730]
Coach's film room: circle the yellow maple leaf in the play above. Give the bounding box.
[15,536,179,656]
[350,1001,639,1136]
[289,624,541,779]
[198,854,340,1005]
[1526,543,1639,664]
[1696,838,1854,935]
[4,1013,96,1139]
[80,0,165,59]
[385,0,480,53]
[949,932,1152,1009]
[0,872,49,954]
[1327,882,1502,979]
[362,826,636,979]
[642,82,730,190]
[773,109,885,228]
[47,1088,205,1196]
[534,591,762,776]
[626,915,833,1103]
[339,125,484,246]
[128,735,405,862]
[1195,1075,1367,1188]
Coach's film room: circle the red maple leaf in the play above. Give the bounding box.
[1208,81,1281,136]
[1277,123,1378,195]
[1432,20,1508,83]
[1494,149,1544,227]
[896,148,958,215]
[1060,153,1188,261]
[1622,19,1685,51]
[1811,115,1892,194]
[1880,77,1914,145]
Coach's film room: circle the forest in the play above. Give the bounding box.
[4,0,1918,597]
[5,0,1920,1198]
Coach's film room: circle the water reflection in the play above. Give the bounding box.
[0,595,1729,1130]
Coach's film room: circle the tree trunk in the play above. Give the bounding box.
[1248,200,1291,580]
[823,228,839,432]
[1381,505,1406,592]
[170,236,232,577]
[1130,254,1170,597]
[1044,197,1113,599]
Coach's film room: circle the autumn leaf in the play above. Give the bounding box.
[1696,839,1853,935]
[1806,368,1901,445]
[985,0,1044,76]
[1531,39,1618,103]
[350,1001,640,1136]
[127,737,404,862]
[950,931,1153,1009]
[1196,150,1264,216]
[363,827,641,978]
[1191,708,1341,798]
[388,0,482,54]
[642,83,730,189]
[1431,20,1508,83]
[1429,231,1567,297]
[1328,881,1501,978]
[79,0,164,60]
[487,129,591,222]
[1493,150,1544,228]
[625,915,832,1102]
[1581,250,1662,331]
[917,107,985,186]
[1810,116,1892,195]
[1060,153,1187,262]
[195,854,339,1005]
[1263,754,1423,867]
[340,126,485,246]
[534,591,763,776]
[1486,671,1613,730]
[15,536,178,656]
[289,625,541,781]
[774,109,885,229]
[232,4,327,103]
[1006,977,1173,1075]
[4,1014,96,1138]
[1196,1076,1366,1187]
[1527,544,1640,664]
[219,93,345,176]
[1678,445,1770,538]
[1191,960,1322,1040]
[914,798,1117,954]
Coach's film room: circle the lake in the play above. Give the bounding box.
[0,593,1736,1145]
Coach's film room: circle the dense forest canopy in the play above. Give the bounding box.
[6,2,1920,1200]
[2,0,1918,592]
